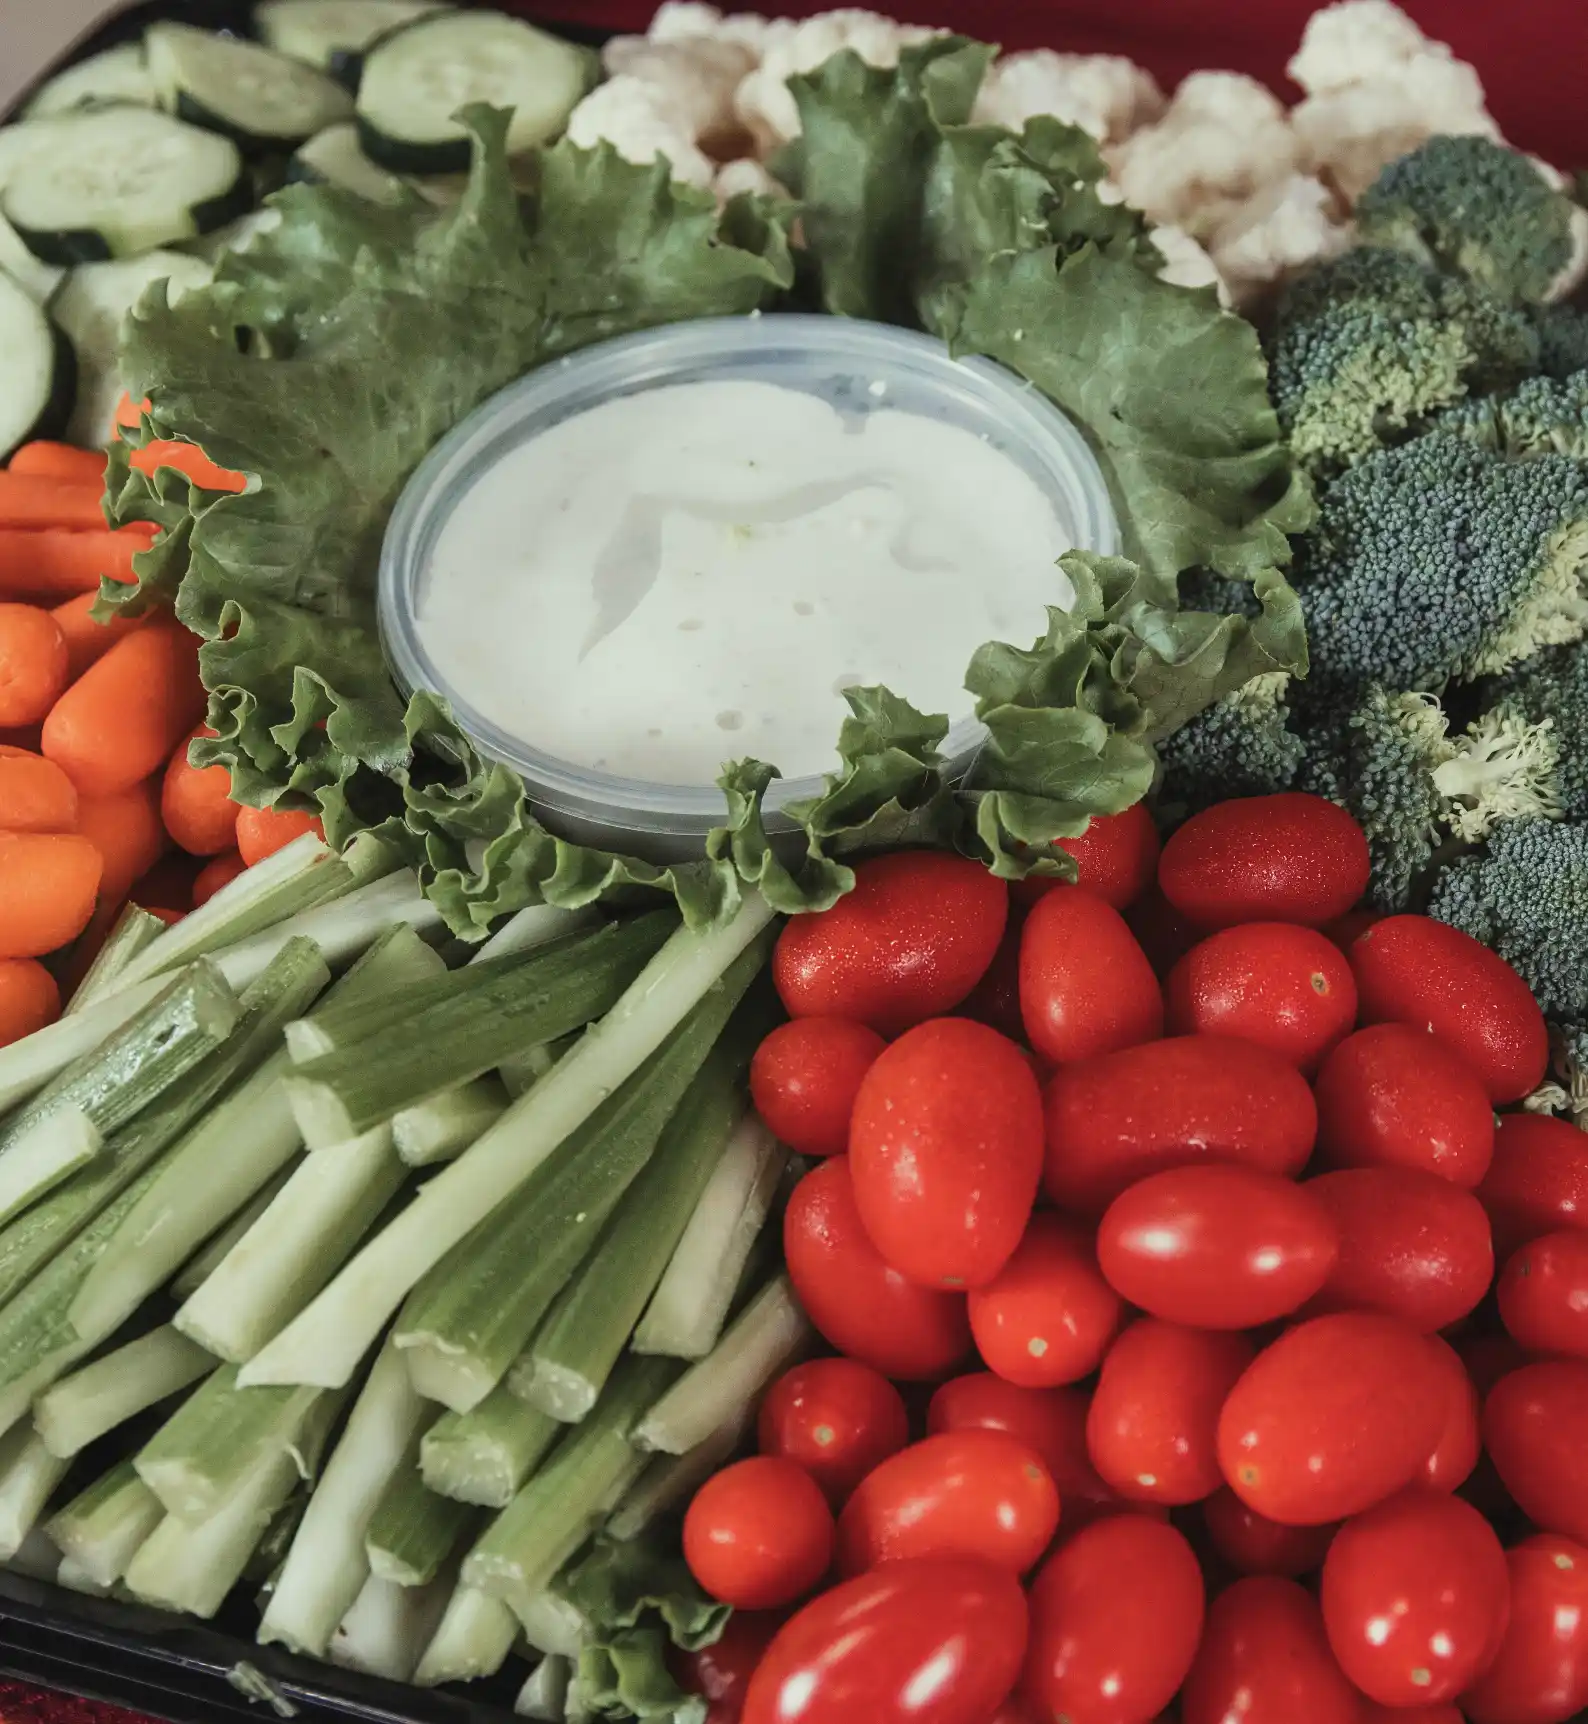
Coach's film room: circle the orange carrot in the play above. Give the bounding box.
[0,474,111,532]
[193,850,246,907]
[51,591,151,681]
[235,805,323,868]
[42,622,206,799]
[115,393,148,434]
[76,779,169,906]
[0,528,154,601]
[160,727,236,856]
[0,832,102,957]
[0,751,77,835]
[130,442,247,495]
[0,605,68,728]
[0,958,60,1048]
[8,443,108,486]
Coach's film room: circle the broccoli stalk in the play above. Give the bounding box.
[1428,702,1564,842]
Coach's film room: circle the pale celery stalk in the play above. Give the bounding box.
[0,976,182,1116]
[518,1655,572,1719]
[478,904,599,963]
[64,905,167,1017]
[366,1464,478,1587]
[246,1494,305,1591]
[174,1124,407,1361]
[631,1116,785,1360]
[605,1409,750,1543]
[413,1582,519,1687]
[499,1033,575,1101]
[260,1341,427,1657]
[170,1167,293,1302]
[56,1556,111,1596]
[633,1276,809,1456]
[5,1527,60,1581]
[462,1357,676,1620]
[0,1111,103,1232]
[420,1385,561,1508]
[282,924,448,1065]
[46,1461,162,1588]
[34,1325,213,1458]
[392,1075,509,1168]
[329,1570,452,1684]
[239,896,776,1391]
[0,1425,68,1558]
[518,1590,589,1659]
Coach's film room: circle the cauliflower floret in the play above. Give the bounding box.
[1531,158,1588,303]
[1210,173,1354,308]
[1150,224,1232,306]
[565,76,716,189]
[713,156,790,202]
[602,34,758,151]
[970,51,1164,147]
[648,2,787,60]
[1110,72,1299,240]
[1288,0,1436,95]
[734,10,942,155]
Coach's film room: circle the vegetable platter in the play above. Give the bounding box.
[4,1,1588,1723]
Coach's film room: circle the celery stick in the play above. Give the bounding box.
[421,1385,560,1508]
[5,1527,60,1582]
[56,1556,111,1596]
[518,1654,572,1719]
[34,1325,212,1459]
[170,1167,293,1302]
[0,1425,69,1559]
[246,1494,305,1591]
[392,1075,509,1168]
[0,975,178,1116]
[478,904,600,963]
[413,1581,519,1686]
[605,1409,749,1543]
[64,905,167,1017]
[518,1589,589,1659]
[634,1276,810,1457]
[239,895,776,1392]
[462,1357,676,1620]
[499,1033,577,1101]
[631,1116,785,1360]
[0,1111,103,1230]
[366,1464,478,1587]
[260,1341,428,1657]
[517,1057,744,1423]
[282,924,448,1064]
[329,1571,452,1684]
[46,1461,162,1589]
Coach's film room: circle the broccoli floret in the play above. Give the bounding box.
[1491,641,1588,818]
[1428,818,1588,1020]
[1356,136,1578,304]
[1154,672,1306,820]
[1268,248,1540,474]
[1434,371,1588,460]
[1297,430,1588,695]
[1532,305,1588,380]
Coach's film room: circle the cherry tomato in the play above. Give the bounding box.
[1025,1515,1205,1724]
[1217,1312,1447,1525]
[1358,1707,1466,1724]
[741,1556,1029,1724]
[1302,1166,1494,1332]
[1017,887,1163,1066]
[968,1213,1123,1388]
[1485,1361,1588,1546]
[1481,1113,1588,1260]
[1350,915,1549,1105]
[1043,1035,1318,1217]
[1321,1487,1510,1705]
[1181,1576,1363,1724]
[683,1457,834,1611]
[1422,1334,1482,1494]
[773,852,1008,1038]
[1313,1023,1496,1188]
[670,1611,786,1724]
[1086,1319,1254,1506]
[849,1019,1044,1290]
[1096,1163,1339,1330]
[783,1158,972,1381]
[1165,922,1356,1074]
[1157,793,1370,931]
[749,1018,886,1159]
[1499,1230,1588,1362]
[757,1358,910,1506]
[1201,1487,1335,1578]
[1014,804,1162,914]
[836,1430,1060,1578]
[1461,1533,1588,1724]
[985,1701,1041,1724]
[927,1375,1118,1516]
[959,917,1025,1043]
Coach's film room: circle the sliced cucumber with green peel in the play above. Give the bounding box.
[24,44,158,118]
[356,11,595,174]
[257,0,453,83]
[146,22,354,156]
[288,122,408,203]
[0,218,66,306]
[0,272,74,462]
[2,108,249,266]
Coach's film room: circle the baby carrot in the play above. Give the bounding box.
[114,393,148,434]
[76,779,169,906]
[192,850,245,907]
[8,443,107,486]
[235,805,323,868]
[0,605,68,728]
[42,621,206,798]
[0,474,110,532]
[0,958,60,1048]
[130,442,247,495]
[0,832,102,958]
[0,527,153,602]
[0,751,77,834]
[51,591,151,681]
[161,727,236,856]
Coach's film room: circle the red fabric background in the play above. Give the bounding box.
[533,0,1588,171]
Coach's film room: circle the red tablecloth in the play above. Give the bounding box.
[0,1683,148,1724]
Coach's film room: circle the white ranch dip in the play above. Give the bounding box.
[416,377,1073,785]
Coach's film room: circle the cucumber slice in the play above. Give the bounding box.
[288,122,407,203]
[0,272,74,462]
[0,220,66,306]
[257,1,453,84]
[356,11,595,174]
[24,44,158,118]
[145,22,354,156]
[2,108,250,266]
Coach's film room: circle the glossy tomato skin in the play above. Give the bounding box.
[1350,915,1549,1104]
[1042,1035,1317,1217]
[671,1611,787,1723]
[1181,1576,1363,1724]
[836,1429,1060,1578]
[783,1158,972,1381]
[849,1019,1044,1289]
[1461,1533,1588,1724]
[757,1359,910,1506]
[1157,793,1370,931]
[1096,1163,1339,1330]
[968,1213,1123,1388]
[1481,1113,1588,1260]
[1017,888,1163,1066]
[1314,1022,1497,1187]
[1499,1231,1588,1362]
[1085,1319,1255,1506]
[1165,922,1357,1074]
[1358,1707,1466,1724]
[749,1018,886,1159]
[1201,1487,1335,1578]
[926,1375,1117,1517]
[1302,1166,1495,1332]
[684,1457,835,1611]
[1423,1334,1483,1493]
[773,852,1008,1038]
[1217,1312,1447,1525]
[1015,804,1162,914]
[1025,1515,1205,1724]
[740,1556,1029,1724]
[1485,1362,1588,1546]
[1321,1487,1511,1705]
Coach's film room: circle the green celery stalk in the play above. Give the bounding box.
[605,1409,750,1543]
[476,904,600,963]
[169,1167,293,1302]
[328,1570,453,1684]
[392,1075,509,1168]
[246,1493,306,1591]
[412,1581,519,1687]
[34,1325,213,1458]
[517,1656,572,1720]
[0,1111,103,1234]
[0,975,186,1117]
[45,1460,163,1589]
[0,1424,69,1559]
[366,1464,478,1588]
[420,1384,561,1508]
[56,1557,112,1596]
[281,924,447,1065]
[499,1032,577,1101]
[63,905,168,1017]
